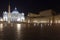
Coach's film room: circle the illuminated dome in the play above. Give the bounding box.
[22,12,24,15]
[3,11,8,14]
[12,7,19,14]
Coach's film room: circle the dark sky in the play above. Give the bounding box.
[0,0,60,16]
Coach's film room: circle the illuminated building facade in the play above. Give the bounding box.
[26,9,57,24]
[3,5,25,22]
[0,5,60,24]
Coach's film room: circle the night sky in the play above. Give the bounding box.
[0,0,60,16]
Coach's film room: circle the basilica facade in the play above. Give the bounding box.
[3,7,25,22]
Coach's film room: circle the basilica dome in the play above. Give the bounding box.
[12,8,19,14]
[3,11,8,14]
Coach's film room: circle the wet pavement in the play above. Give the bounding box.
[0,23,60,40]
